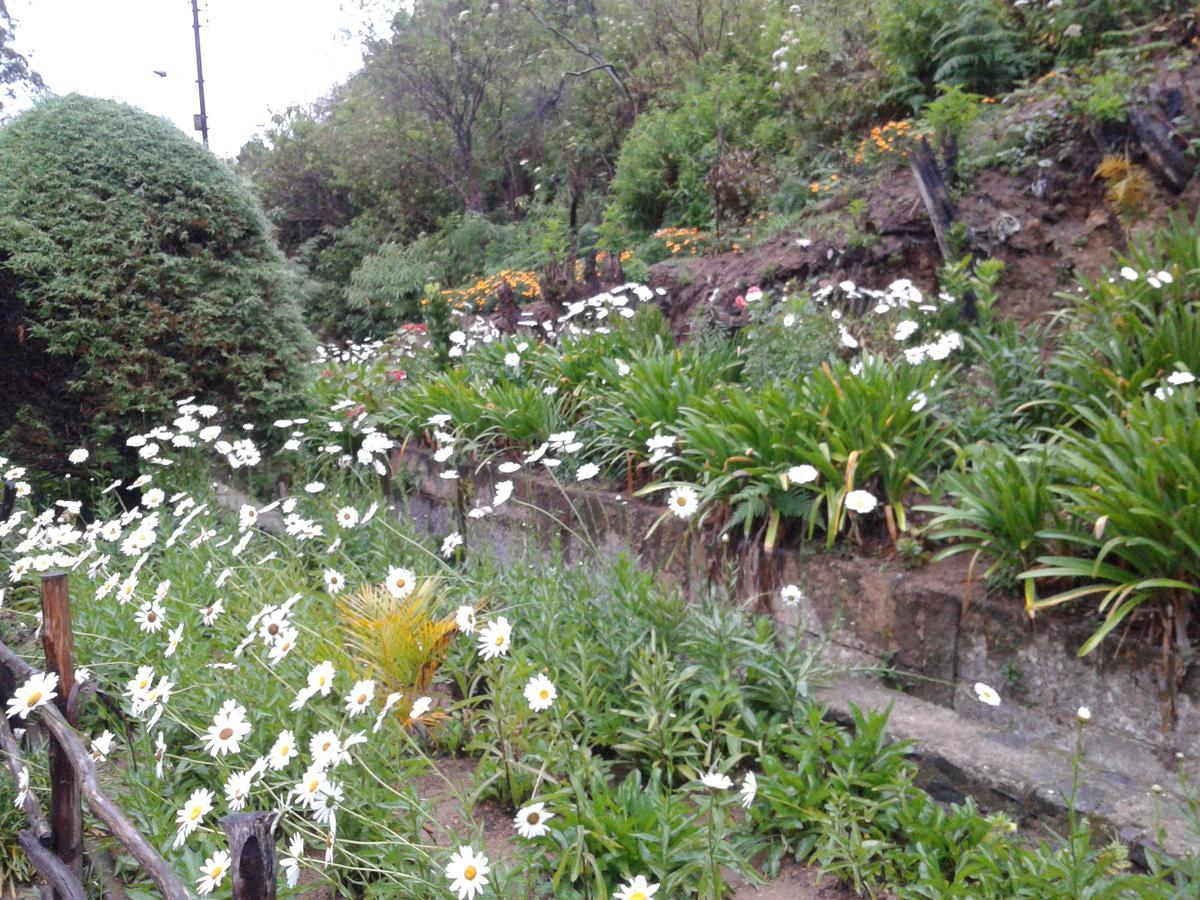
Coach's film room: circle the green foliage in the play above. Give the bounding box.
[938,255,1005,328]
[605,66,788,233]
[0,776,34,893]
[921,83,984,145]
[666,358,949,548]
[923,445,1064,590]
[421,282,453,371]
[874,0,1028,108]
[341,214,526,340]
[591,340,740,474]
[1048,214,1200,412]
[951,322,1057,448]
[1025,389,1200,656]
[931,0,1028,95]
[0,95,312,481]
[739,294,841,387]
[1075,68,1136,122]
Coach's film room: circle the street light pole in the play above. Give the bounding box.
[190,0,209,148]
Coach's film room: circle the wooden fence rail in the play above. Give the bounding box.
[0,571,278,899]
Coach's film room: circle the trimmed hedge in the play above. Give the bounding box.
[0,95,313,478]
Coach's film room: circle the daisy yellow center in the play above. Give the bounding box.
[630,893,647,900]
[464,866,477,880]
[189,806,203,820]
[219,727,234,740]
[321,741,333,752]
[675,497,687,506]
[280,744,290,755]
[211,865,224,877]
[25,692,41,706]
[396,578,407,589]
[494,636,504,646]
[539,689,549,699]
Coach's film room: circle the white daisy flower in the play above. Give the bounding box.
[614,875,659,900]
[409,696,432,720]
[89,730,115,762]
[291,766,327,808]
[196,849,231,895]
[280,834,304,888]
[973,682,1001,707]
[134,599,166,633]
[844,489,877,514]
[493,481,514,506]
[740,771,757,808]
[172,788,214,848]
[307,661,336,696]
[202,702,251,757]
[225,770,252,811]
[786,464,818,485]
[514,802,554,838]
[455,605,476,634]
[268,729,299,770]
[477,616,512,660]
[385,566,416,599]
[6,672,58,720]
[523,673,557,711]
[780,584,804,606]
[323,569,345,595]
[344,680,375,717]
[699,770,733,790]
[667,485,698,519]
[445,846,490,900]
[441,532,464,558]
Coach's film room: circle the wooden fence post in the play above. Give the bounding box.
[0,480,15,548]
[221,812,277,900]
[39,572,83,894]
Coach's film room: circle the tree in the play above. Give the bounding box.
[0,96,313,480]
[369,0,536,214]
[0,0,46,119]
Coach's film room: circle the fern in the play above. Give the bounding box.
[932,0,1028,95]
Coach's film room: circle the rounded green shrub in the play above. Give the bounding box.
[0,95,313,477]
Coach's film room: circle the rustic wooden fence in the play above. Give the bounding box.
[0,482,279,900]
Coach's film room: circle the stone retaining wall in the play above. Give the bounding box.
[390,446,1198,756]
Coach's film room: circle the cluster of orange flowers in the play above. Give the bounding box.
[654,227,708,256]
[853,119,916,165]
[573,249,634,279]
[436,270,543,311]
[809,173,842,194]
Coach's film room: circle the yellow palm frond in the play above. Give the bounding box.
[338,578,457,698]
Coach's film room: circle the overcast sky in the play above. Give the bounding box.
[8,0,395,157]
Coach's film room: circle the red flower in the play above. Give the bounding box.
[734,295,747,310]
[320,369,333,378]
[390,370,407,381]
